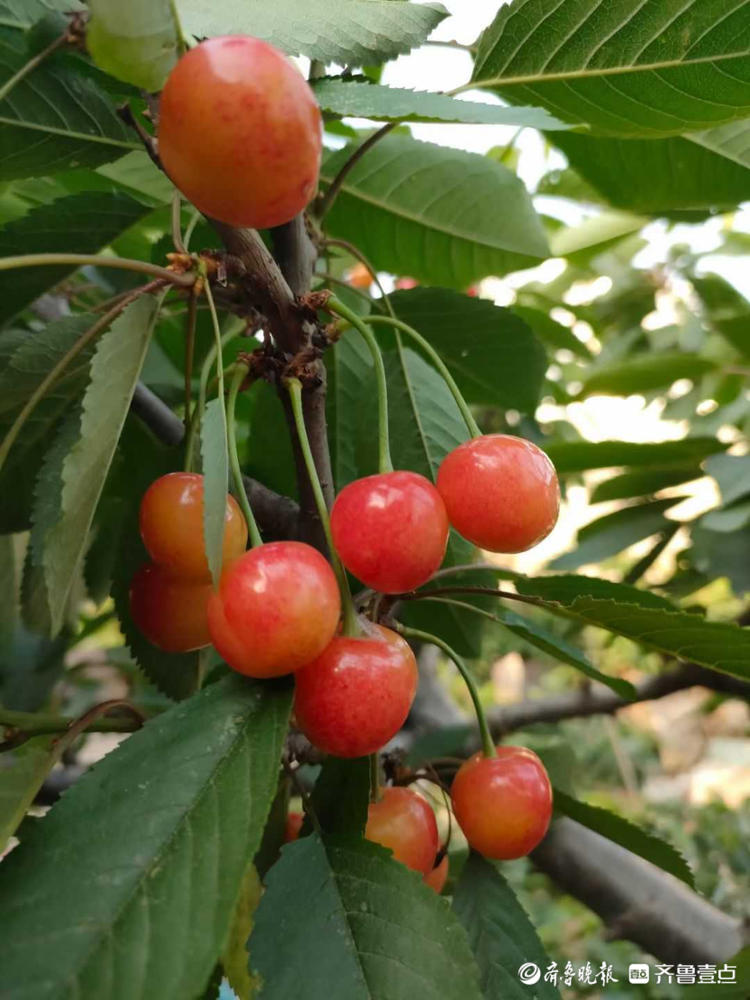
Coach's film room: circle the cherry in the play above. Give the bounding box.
[129,563,212,652]
[437,435,559,553]
[139,472,247,582]
[284,811,304,843]
[424,853,449,893]
[346,262,372,289]
[451,746,552,860]
[158,36,322,229]
[365,786,438,875]
[293,623,417,757]
[207,541,340,678]
[330,471,449,593]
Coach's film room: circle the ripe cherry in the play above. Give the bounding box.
[437,435,559,553]
[207,541,340,678]
[365,786,438,876]
[330,471,449,593]
[129,563,212,652]
[284,811,304,843]
[139,472,247,582]
[346,262,372,289]
[424,853,449,893]
[451,746,552,860]
[293,623,417,757]
[158,36,322,229]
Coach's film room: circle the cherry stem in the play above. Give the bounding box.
[227,362,263,548]
[184,321,242,470]
[369,752,381,803]
[171,192,187,254]
[284,377,359,637]
[0,282,163,476]
[367,315,482,439]
[396,625,496,759]
[0,252,195,287]
[183,291,197,438]
[327,296,393,474]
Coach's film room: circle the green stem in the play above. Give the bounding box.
[0,253,195,286]
[0,705,146,740]
[0,284,159,474]
[171,191,187,254]
[183,291,197,435]
[0,30,67,103]
[369,752,381,803]
[184,321,241,470]
[326,296,393,473]
[285,377,359,636]
[368,315,482,439]
[227,363,262,548]
[396,625,496,759]
[323,239,395,318]
[183,209,201,250]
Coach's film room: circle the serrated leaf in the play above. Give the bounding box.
[313,78,572,130]
[308,756,371,839]
[453,853,561,1000]
[689,118,750,169]
[0,191,151,324]
[0,26,137,181]
[222,863,262,1000]
[578,353,717,398]
[549,211,647,262]
[201,396,229,588]
[550,131,750,216]
[389,287,547,413]
[326,326,379,490]
[590,466,703,503]
[515,573,676,612]
[0,735,55,850]
[27,295,158,634]
[249,835,483,1000]
[321,133,548,288]
[0,674,292,999]
[178,0,448,66]
[544,437,726,473]
[0,2,79,30]
[87,0,179,91]
[553,790,694,888]
[551,498,682,571]
[473,0,750,138]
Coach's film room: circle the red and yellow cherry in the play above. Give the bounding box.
[129,562,212,652]
[346,262,372,289]
[424,853,449,893]
[293,623,418,757]
[158,36,322,229]
[284,811,304,843]
[437,435,559,553]
[451,746,552,860]
[365,786,438,875]
[330,471,449,593]
[207,541,340,678]
[139,472,247,582]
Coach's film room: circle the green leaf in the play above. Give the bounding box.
[245,379,298,503]
[327,326,379,490]
[201,396,229,589]
[96,150,176,206]
[553,790,694,888]
[0,26,137,180]
[549,210,647,263]
[511,305,592,359]
[551,498,682,571]
[313,78,572,130]
[701,500,750,533]
[0,675,292,999]
[515,573,676,612]
[249,835,483,1000]
[178,0,448,66]
[453,853,561,1000]
[590,466,703,503]
[26,295,158,634]
[692,273,750,360]
[578,353,717,398]
[473,0,750,137]
[309,756,370,839]
[689,118,750,169]
[222,863,262,1000]
[87,0,180,91]
[321,133,548,288]
[0,191,151,324]
[0,735,55,850]
[390,287,547,413]
[550,132,750,215]
[705,453,750,506]
[545,437,726,473]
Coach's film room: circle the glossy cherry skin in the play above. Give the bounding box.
[207,541,340,679]
[330,471,449,593]
[437,435,560,553]
[424,853,449,893]
[139,472,247,582]
[451,746,553,860]
[293,624,417,757]
[284,811,304,843]
[158,36,322,229]
[365,787,439,875]
[129,562,212,652]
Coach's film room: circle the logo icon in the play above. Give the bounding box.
[518,963,541,986]
[629,964,650,984]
